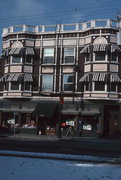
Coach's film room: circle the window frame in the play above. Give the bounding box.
[10,56,22,64]
[93,82,106,92]
[9,82,21,91]
[25,57,33,64]
[41,74,54,92]
[43,48,54,64]
[63,47,75,64]
[94,52,106,62]
[63,74,74,92]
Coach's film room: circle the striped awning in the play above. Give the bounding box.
[0,74,8,82]
[12,73,21,81]
[24,74,33,82]
[1,49,9,57]
[110,73,121,82]
[80,45,90,53]
[14,48,22,55]
[25,47,34,55]
[92,73,106,81]
[7,73,15,81]
[9,48,16,55]
[111,44,121,53]
[9,48,23,55]
[93,44,107,51]
[79,73,90,82]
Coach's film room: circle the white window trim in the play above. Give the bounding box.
[84,83,90,92]
[9,82,21,91]
[93,52,107,62]
[24,83,32,92]
[25,57,33,64]
[43,48,54,64]
[10,56,23,64]
[92,82,107,92]
[110,84,117,92]
[63,47,75,64]
[42,74,54,92]
[63,74,74,92]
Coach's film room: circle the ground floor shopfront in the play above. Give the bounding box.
[0,98,121,138]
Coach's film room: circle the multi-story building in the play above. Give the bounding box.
[0,19,121,137]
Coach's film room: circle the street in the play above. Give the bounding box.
[0,136,121,157]
[0,150,121,180]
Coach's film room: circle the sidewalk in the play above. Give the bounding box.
[1,132,121,145]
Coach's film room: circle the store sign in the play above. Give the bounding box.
[7,119,15,125]
[66,120,74,126]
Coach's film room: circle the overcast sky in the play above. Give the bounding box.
[0,0,121,48]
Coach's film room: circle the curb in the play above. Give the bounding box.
[0,150,121,165]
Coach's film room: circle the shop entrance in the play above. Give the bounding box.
[103,105,120,137]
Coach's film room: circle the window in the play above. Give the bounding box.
[25,57,33,64]
[11,56,22,64]
[112,53,117,62]
[85,54,90,62]
[10,82,20,90]
[42,74,53,92]
[24,83,31,91]
[64,48,75,63]
[63,74,74,91]
[95,52,105,61]
[43,48,54,64]
[84,83,89,91]
[94,82,105,91]
[110,83,117,92]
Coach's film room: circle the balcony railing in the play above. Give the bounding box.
[2,19,121,36]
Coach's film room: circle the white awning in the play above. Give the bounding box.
[92,73,99,81]
[9,48,16,55]
[12,73,21,81]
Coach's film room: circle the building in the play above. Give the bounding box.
[0,19,121,137]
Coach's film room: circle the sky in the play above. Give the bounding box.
[0,0,121,49]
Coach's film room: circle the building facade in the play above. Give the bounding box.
[0,19,121,137]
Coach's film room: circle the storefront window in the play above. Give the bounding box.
[64,48,75,63]
[25,57,33,64]
[43,48,54,64]
[42,74,53,92]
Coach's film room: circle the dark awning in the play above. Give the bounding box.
[24,74,33,82]
[25,47,34,55]
[80,111,100,116]
[33,102,58,117]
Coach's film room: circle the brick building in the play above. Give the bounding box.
[0,19,121,137]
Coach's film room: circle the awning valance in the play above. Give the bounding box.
[92,73,106,81]
[33,102,58,117]
[93,44,107,52]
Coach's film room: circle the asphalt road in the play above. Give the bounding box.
[0,137,121,157]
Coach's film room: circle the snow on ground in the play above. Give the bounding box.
[0,150,121,180]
